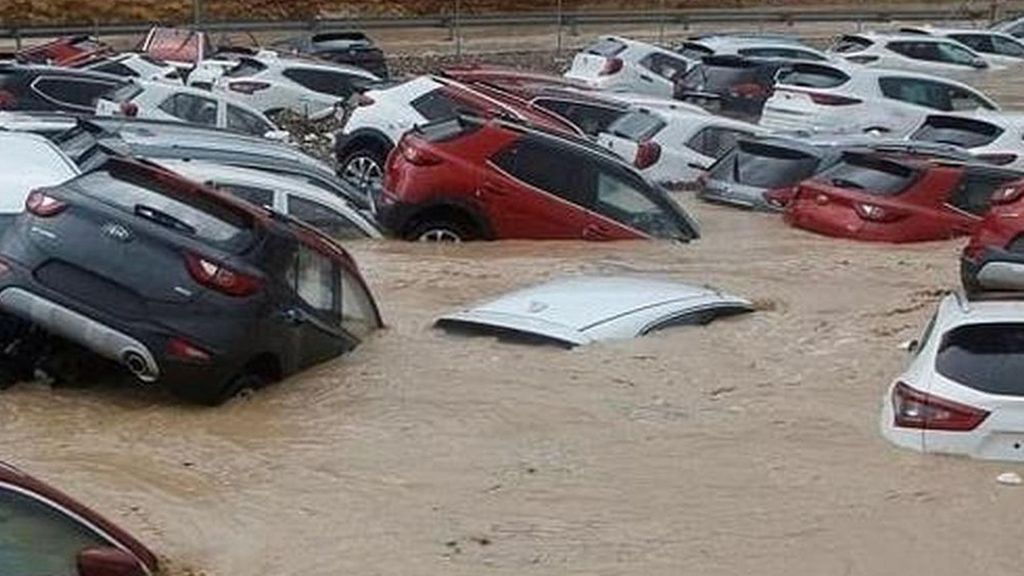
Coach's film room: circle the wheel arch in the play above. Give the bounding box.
[401,199,494,241]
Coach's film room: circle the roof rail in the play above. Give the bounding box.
[953,290,972,312]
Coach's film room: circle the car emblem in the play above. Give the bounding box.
[527,301,548,314]
[102,222,133,242]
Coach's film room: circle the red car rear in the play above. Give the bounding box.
[961,181,1024,293]
[376,115,699,242]
[0,460,158,576]
[784,152,1023,243]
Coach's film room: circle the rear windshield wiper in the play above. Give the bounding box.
[134,204,196,235]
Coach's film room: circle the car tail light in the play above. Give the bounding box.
[228,81,271,94]
[991,184,1024,205]
[729,82,768,99]
[635,140,662,170]
[400,140,442,166]
[600,57,624,76]
[119,101,138,117]
[25,189,67,217]
[977,153,1019,166]
[892,381,989,431]
[166,337,212,364]
[184,252,262,297]
[854,202,905,222]
[807,92,862,106]
[763,186,796,209]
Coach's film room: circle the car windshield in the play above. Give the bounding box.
[606,112,666,142]
[710,140,821,188]
[73,164,256,252]
[909,116,1004,148]
[814,153,918,195]
[936,323,1024,396]
[777,64,850,88]
[678,62,766,93]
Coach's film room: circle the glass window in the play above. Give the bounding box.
[593,169,681,237]
[339,267,379,339]
[878,77,993,112]
[910,115,1004,148]
[287,195,367,240]
[211,182,275,207]
[776,64,850,88]
[948,34,996,54]
[935,42,980,65]
[993,35,1024,57]
[0,486,108,576]
[814,153,917,196]
[491,136,595,206]
[605,111,666,142]
[639,53,690,81]
[289,245,340,324]
[709,141,821,188]
[225,58,268,78]
[585,38,627,57]
[686,126,748,158]
[533,99,624,136]
[947,172,1020,216]
[158,92,219,126]
[32,77,122,110]
[282,68,365,98]
[91,61,138,78]
[830,35,873,54]
[226,104,271,137]
[936,323,1024,395]
[410,88,465,121]
[677,42,714,60]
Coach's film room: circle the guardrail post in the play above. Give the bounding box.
[570,16,579,36]
[13,28,21,51]
[556,0,563,55]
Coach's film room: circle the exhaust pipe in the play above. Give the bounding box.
[122,350,157,383]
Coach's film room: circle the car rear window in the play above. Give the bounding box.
[677,42,714,60]
[414,117,482,143]
[814,153,917,195]
[606,111,666,142]
[678,61,766,93]
[410,88,466,121]
[936,323,1024,396]
[225,58,268,78]
[710,140,821,188]
[586,38,627,57]
[104,82,144,103]
[777,63,850,88]
[831,35,873,54]
[910,116,1004,148]
[73,164,255,251]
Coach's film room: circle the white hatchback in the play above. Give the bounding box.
[564,36,694,98]
[95,80,285,139]
[899,26,1024,67]
[830,32,994,75]
[597,107,763,187]
[909,110,1024,171]
[882,293,1024,462]
[760,62,998,137]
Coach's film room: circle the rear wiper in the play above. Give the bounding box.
[134,204,196,235]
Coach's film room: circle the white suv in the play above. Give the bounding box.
[564,36,694,98]
[212,53,380,119]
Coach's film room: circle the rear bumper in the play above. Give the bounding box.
[0,287,160,380]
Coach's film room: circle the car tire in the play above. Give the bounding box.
[406,219,474,243]
[171,372,266,407]
[339,148,386,192]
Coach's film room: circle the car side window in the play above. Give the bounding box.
[686,127,748,158]
[92,61,138,78]
[0,486,108,576]
[158,92,219,126]
[993,35,1024,57]
[287,195,367,240]
[592,166,681,237]
[282,68,360,98]
[32,77,120,110]
[338,266,379,339]
[288,245,341,325]
[950,34,995,54]
[226,104,271,136]
[639,53,689,82]
[209,181,275,207]
[935,42,980,65]
[878,77,989,112]
[491,136,596,207]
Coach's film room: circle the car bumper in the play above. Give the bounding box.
[371,191,417,237]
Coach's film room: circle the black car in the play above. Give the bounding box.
[270,32,389,79]
[0,64,129,114]
[0,157,382,405]
[674,55,788,122]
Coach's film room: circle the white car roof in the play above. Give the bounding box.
[938,293,1024,328]
[437,276,752,347]
[0,132,79,212]
[133,79,276,120]
[370,75,442,99]
[853,31,973,43]
[600,35,687,59]
[688,36,816,51]
[254,52,379,79]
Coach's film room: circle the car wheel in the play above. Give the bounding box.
[172,372,266,407]
[340,149,386,192]
[407,220,473,243]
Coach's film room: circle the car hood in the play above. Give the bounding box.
[436,276,752,346]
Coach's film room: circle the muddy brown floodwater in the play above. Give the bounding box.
[7,68,1024,575]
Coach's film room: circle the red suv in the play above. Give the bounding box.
[961,181,1024,294]
[376,116,700,242]
[783,151,1023,243]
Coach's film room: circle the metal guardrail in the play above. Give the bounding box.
[1,5,1021,45]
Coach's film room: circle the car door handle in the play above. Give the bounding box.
[280,308,306,325]
[582,223,612,240]
[640,75,654,82]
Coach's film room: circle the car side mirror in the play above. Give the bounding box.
[971,57,989,69]
[899,339,920,353]
[78,547,145,576]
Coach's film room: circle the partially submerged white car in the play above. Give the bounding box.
[909,110,1024,171]
[437,276,752,347]
[598,107,763,186]
[829,32,994,75]
[760,62,998,137]
[898,26,1024,67]
[564,36,694,98]
[881,293,1024,462]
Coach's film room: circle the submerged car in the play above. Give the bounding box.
[378,115,700,242]
[910,111,1024,171]
[437,276,752,347]
[0,459,159,575]
[0,157,382,405]
[783,152,1024,242]
[961,180,1024,294]
[700,134,973,211]
[674,55,789,121]
[881,293,1024,462]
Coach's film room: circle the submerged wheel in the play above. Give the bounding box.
[340,149,385,192]
[407,220,474,243]
[171,372,267,407]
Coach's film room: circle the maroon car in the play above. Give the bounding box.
[0,460,158,576]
